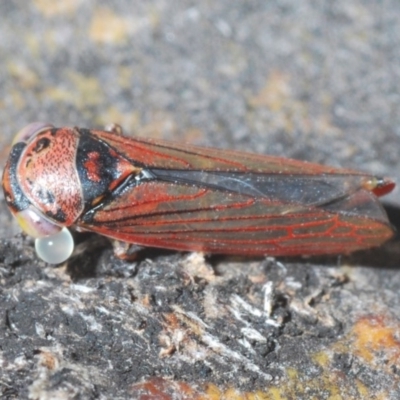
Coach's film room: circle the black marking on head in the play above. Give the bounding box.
[45,190,55,205]
[76,131,131,210]
[37,188,55,205]
[33,137,50,153]
[46,208,67,223]
[2,142,31,212]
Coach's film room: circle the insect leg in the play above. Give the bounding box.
[112,239,145,260]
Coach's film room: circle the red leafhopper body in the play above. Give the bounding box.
[2,123,395,261]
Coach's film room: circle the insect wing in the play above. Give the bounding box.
[75,129,394,256]
[77,176,393,257]
[88,128,394,199]
[149,169,377,207]
[89,129,363,175]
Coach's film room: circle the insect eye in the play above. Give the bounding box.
[12,122,54,145]
[16,208,74,264]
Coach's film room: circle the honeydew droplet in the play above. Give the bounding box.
[35,227,74,264]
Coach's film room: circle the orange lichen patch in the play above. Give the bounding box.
[131,377,198,399]
[130,315,400,399]
[131,379,283,400]
[312,350,330,368]
[355,380,369,399]
[203,385,281,400]
[130,372,391,400]
[351,315,400,365]
[214,388,243,400]
[307,314,400,399]
[311,348,393,399]
[202,383,221,399]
